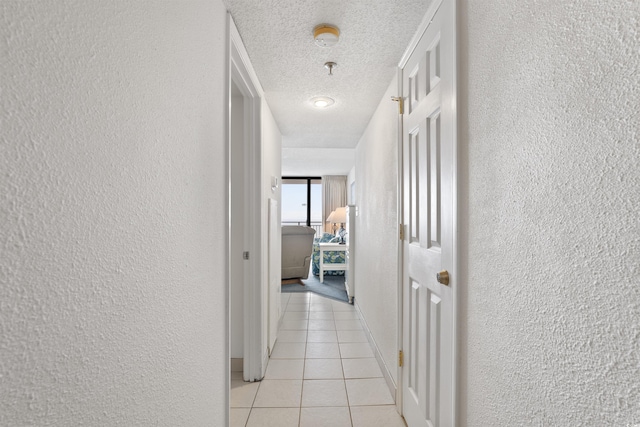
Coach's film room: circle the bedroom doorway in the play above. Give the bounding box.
[229,79,246,375]
[228,14,265,383]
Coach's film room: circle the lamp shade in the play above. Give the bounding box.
[332,207,347,224]
[326,210,336,222]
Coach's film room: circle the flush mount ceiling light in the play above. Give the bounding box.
[310,96,335,108]
[313,24,340,48]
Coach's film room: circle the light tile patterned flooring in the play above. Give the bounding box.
[231,292,407,427]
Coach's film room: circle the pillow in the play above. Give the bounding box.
[315,232,336,244]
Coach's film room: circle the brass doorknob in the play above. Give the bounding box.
[436,270,450,286]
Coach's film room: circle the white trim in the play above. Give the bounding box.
[450,1,459,423]
[229,21,264,98]
[397,0,443,69]
[394,66,404,415]
[228,13,265,382]
[223,13,231,427]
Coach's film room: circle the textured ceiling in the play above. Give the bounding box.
[224,0,434,151]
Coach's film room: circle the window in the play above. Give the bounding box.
[281,177,322,235]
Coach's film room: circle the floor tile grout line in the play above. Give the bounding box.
[261,293,388,425]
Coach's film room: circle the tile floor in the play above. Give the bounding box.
[231,292,407,427]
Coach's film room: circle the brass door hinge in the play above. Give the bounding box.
[391,96,404,115]
[399,350,404,367]
[399,224,404,241]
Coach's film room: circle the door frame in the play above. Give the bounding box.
[228,14,266,382]
[396,0,458,422]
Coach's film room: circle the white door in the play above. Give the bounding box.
[401,0,456,426]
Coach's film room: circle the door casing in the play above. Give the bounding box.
[228,14,267,382]
[396,0,458,424]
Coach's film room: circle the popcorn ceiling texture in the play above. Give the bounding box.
[458,0,640,425]
[1,1,228,425]
[224,0,435,149]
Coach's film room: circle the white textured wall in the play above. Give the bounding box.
[1,1,228,425]
[282,147,355,176]
[354,77,400,384]
[458,1,640,425]
[347,167,356,205]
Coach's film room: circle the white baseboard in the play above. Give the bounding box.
[354,301,397,401]
[262,347,270,379]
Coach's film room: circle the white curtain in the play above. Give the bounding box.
[322,175,347,233]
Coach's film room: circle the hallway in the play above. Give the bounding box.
[230,292,406,427]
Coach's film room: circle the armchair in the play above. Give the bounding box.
[281,226,316,280]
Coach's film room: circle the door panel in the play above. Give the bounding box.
[401,0,456,426]
[428,111,441,249]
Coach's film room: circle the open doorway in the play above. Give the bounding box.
[228,15,265,384]
[229,80,245,374]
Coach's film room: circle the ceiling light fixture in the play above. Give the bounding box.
[310,96,335,108]
[313,24,340,48]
